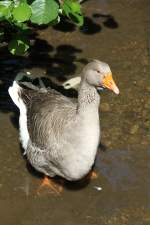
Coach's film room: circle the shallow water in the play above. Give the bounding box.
[0,0,150,224]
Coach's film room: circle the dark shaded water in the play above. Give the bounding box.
[0,0,150,224]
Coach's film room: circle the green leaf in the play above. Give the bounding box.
[0,1,12,20]
[8,36,30,55]
[49,15,60,25]
[62,0,81,14]
[62,1,70,17]
[70,2,81,13]
[13,20,29,31]
[12,2,32,22]
[30,0,59,25]
[70,12,83,26]
[62,0,83,26]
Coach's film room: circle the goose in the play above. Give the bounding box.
[8,60,119,194]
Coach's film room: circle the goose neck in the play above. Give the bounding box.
[77,81,100,111]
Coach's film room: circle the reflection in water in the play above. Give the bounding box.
[95,149,150,191]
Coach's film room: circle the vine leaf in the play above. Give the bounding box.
[62,0,83,26]
[12,2,32,22]
[31,0,59,25]
[8,36,30,55]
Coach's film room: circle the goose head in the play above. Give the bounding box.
[82,60,119,95]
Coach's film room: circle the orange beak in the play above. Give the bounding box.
[102,73,119,95]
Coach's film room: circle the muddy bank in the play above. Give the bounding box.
[0,0,150,224]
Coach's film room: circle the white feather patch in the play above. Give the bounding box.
[8,81,29,152]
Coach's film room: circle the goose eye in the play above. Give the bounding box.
[96,70,100,73]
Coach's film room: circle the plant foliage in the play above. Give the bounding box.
[0,0,83,55]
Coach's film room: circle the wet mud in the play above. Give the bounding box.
[0,0,150,224]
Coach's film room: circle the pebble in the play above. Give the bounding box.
[144,99,150,109]
[142,110,148,117]
[93,186,102,191]
[146,86,150,92]
[130,124,139,134]
[144,120,150,128]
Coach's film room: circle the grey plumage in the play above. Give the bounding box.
[8,60,119,181]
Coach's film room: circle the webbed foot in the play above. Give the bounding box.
[37,176,63,195]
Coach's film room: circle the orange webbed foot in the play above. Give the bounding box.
[86,170,98,180]
[90,170,98,179]
[37,176,64,195]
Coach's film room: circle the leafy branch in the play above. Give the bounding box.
[0,0,83,55]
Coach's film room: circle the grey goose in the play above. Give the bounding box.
[8,60,119,194]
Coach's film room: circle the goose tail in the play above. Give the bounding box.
[8,81,22,109]
[8,81,29,151]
